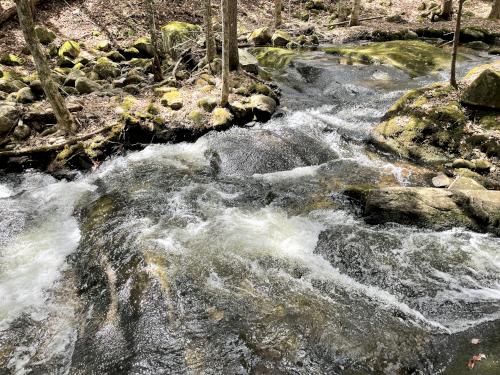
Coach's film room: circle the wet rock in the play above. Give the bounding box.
[0,104,19,134]
[432,173,451,188]
[272,30,292,47]
[465,41,490,51]
[238,49,259,74]
[448,176,485,191]
[250,94,276,122]
[13,123,31,140]
[248,27,272,46]
[58,41,81,59]
[211,107,233,127]
[16,87,36,104]
[461,69,500,110]
[160,90,183,110]
[364,187,500,235]
[93,57,120,79]
[197,96,218,112]
[35,26,56,44]
[229,101,254,124]
[75,77,101,94]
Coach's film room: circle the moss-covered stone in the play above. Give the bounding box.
[197,96,218,112]
[211,107,233,127]
[248,27,272,46]
[161,22,201,58]
[58,41,81,59]
[0,54,24,66]
[249,47,295,70]
[132,37,154,58]
[35,26,56,44]
[93,57,120,79]
[324,40,451,77]
[160,90,183,110]
[96,41,112,52]
[188,110,204,124]
[272,30,292,47]
[461,69,500,110]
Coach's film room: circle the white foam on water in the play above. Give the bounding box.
[0,184,14,198]
[253,165,321,182]
[0,179,96,330]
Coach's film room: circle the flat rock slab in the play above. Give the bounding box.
[363,187,500,235]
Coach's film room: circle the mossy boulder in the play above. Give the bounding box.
[272,30,292,47]
[93,57,120,79]
[96,41,112,52]
[324,40,451,77]
[122,47,140,60]
[106,51,126,62]
[35,26,56,44]
[161,21,201,58]
[58,41,81,59]
[0,54,24,66]
[249,47,295,70]
[461,69,500,110]
[211,107,233,127]
[248,27,272,46]
[132,37,154,58]
[160,90,183,110]
[197,96,218,112]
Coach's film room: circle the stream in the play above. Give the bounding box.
[1,47,500,374]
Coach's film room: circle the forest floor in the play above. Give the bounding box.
[0,0,499,172]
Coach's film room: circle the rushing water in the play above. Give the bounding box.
[1,49,499,374]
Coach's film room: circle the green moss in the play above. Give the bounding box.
[161,22,200,57]
[188,110,204,124]
[146,102,160,115]
[479,114,500,130]
[249,47,295,70]
[121,95,136,110]
[0,54,24,66]
[211,107,233,127]
[58,41,80,59]
[324,40,452,77]
[160,90,183,110]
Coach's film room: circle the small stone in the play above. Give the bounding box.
[64,69,86,87]
[13,123,31,140]
[452,158,475,170]
[272,30,292,47]
[432,173,451,188]
[248,27,272,46]
[16,87,36,104]
[75,77,101,94]
[29,80,44,97]
[122,47,141,60]
[132,37,154,58]
[250,94,277,122]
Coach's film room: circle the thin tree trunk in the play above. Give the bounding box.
[15,0,75,133]
[145,0,163,82]
[490,0,500,19]
[450,0,464,89]
[204,0,216,63]
[275,0,282,29]
[228,0,239,71]
[440,0,453,20]
[349,0,361,27]
[221,0,230,106]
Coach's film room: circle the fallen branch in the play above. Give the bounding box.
[0,123,117,157]
[330,15,384,26]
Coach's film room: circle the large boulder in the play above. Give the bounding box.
[250,94,276,122]
[58,41,81,59]
[248,27,272,46]
[461,69,500,110]
[238,49,259,74]
[93,57,120,79]
[161,22,201,59]
[0,104,19,134]
[363,187,500,235]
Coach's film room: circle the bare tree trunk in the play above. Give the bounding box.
[440,0,453,20]
[221,0,230,106]
[204,0,216,63]
[275,0,282,29]
[450,0,464,89]
[145,0,163,82]
[349,0,361,27]
[490,0,500,19]
[15,0,75,133]
[228,0,239,71]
